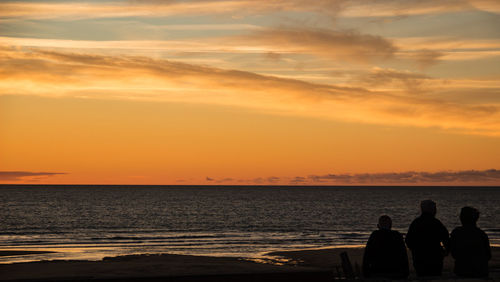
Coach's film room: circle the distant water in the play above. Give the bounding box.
[0,185,499,263]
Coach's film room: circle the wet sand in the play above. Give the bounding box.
[0,253,330,281]
[0,247,498,281]
[0,251,55,257]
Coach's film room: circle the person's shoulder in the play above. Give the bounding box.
[367,230,382,243]
[411,214,433,226]
[410,216,423,225]
[432,216,444,224]
[407,217,424,232]
[476,227,489,238]
[368,230,379,238]
[391,230,403,236]
[371,229,395,237]
[432,217,448,229]
[370,229,387,237]
[452,226,487,238]
[390,230,404,239]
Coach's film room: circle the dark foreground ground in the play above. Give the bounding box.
[0,247,499,281]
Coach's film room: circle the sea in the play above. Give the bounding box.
[0,185,499,263]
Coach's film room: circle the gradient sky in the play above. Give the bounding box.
[1,0,499,185]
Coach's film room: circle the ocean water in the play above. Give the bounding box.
[0,185,499,263]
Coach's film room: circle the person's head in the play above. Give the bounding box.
[377,215,392,230]
[420,200,437,216]
[460,206,479,226]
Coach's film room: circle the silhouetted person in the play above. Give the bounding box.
[450,207,491,278]
[405,200,449,277]
[363,215,409,279]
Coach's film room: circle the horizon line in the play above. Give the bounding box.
[1,184,499,188]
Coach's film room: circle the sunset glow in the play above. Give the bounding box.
[1,0,499,185]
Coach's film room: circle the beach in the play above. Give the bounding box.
[1,187,499,281]
[1,247,499,281]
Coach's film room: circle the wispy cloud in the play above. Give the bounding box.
[353,67,500,99]
[1,27,399,64]
[394,37,500,63]
[236,27,397,63]
[1,0,498,21]
[0,1,340,20]
[339,0,471,17]
[411,49,445,68]
[0,171,66,181]
[3,33,498,69]
[0,45,499,135]
[355,67,432,92]
[338,0,500,18]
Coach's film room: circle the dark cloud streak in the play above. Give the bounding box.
[0,171,66,181]
[308,169,500,184]
[204,169,500,185]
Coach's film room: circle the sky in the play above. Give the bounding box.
[0,0,499,185]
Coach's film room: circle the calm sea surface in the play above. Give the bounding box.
[1,185,499,263]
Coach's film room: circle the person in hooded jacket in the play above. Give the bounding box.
[405,200,449,277]
[450,206,491,278]
[363,215,409,279]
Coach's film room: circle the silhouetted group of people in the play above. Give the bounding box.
[362,200,491,279]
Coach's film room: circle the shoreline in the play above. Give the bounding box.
[0,247,498,281]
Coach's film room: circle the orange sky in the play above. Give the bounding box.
[1,0,499,185]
